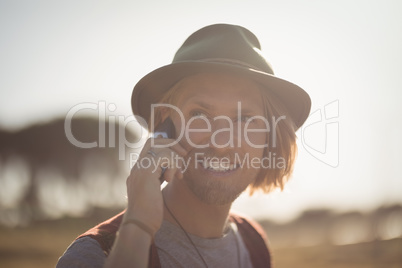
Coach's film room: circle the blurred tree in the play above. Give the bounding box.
[0,117,142,224]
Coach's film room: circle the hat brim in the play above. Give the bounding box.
[132,61,311,130]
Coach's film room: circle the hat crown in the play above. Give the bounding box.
[173,24,274,75]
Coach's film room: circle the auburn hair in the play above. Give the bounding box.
[249,88,297,194]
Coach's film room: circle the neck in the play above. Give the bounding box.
[162,179,232,239]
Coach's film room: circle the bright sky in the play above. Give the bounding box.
[1,0,401,222]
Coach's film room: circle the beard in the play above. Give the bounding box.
[181,149,258,206]
[184,174,245,205]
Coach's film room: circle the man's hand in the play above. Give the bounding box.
[124,137,188,236]
[104,137,187,268]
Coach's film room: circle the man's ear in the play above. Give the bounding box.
[159,107,170,123]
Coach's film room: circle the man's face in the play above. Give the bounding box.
[170,72,268,205]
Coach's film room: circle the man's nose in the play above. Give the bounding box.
[210,120,236,149]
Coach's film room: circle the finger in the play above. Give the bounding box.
[147,144,183,166]
[139,147,177,181]
[162,165,176,182]
[140,138,186,182]
[163,160,184,182]
[157,150,183,182]
[169,142,188,157]
[150,138,188,157]
[174,168,184,180]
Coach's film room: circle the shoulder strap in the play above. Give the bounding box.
[76,211,124,255]
[229,212,272,268]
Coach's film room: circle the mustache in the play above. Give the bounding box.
[185,147,242,163]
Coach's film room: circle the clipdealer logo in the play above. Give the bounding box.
[63,100,340,168]
[301,100,340,167]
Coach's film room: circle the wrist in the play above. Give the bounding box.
[121,217,156,238]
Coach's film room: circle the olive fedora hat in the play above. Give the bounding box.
[131,23,311,130]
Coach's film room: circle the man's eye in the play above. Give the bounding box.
[238,116,254,123]
[191,111,208,118]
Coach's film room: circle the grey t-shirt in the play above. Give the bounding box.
[57,220,254,268]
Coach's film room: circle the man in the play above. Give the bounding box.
[57,23,311,268]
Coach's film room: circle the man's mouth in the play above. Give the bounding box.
[202,160,238,172]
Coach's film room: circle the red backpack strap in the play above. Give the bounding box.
[76,211,125,255]
[76,211,161,268]
[229,212,272,268]
[148,243,161,268]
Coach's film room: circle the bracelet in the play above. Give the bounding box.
[122,218,155,238]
